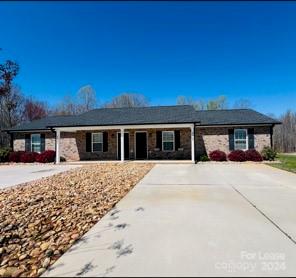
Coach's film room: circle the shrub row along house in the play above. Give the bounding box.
[5,105,280,163]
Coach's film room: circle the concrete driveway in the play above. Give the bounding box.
[0,164,80,189]
[44,163,296,277]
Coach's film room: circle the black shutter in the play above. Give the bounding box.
[10,133,14,151]
[270,125,274,148]
[228,129,234,151]
[156,131,162,150]
[248,128,255,149]
[103,132,108,152]
[86,133,92,152]
[25,134,31,151]
[175,130,180,150]
[40,134,45,152]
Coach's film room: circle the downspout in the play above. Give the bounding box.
[270,124,274,149]
[6,131,14,152]
[10,132,14,151]
[50,128,57,164]
[194,123,197,164]
[7,131,14,151]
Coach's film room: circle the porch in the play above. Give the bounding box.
[61,160,193,165]
[54,124,196,163]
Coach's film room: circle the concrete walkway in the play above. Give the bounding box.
[44,163,296,277]
[0,164,80,189]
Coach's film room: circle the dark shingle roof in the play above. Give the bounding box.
[51,105,199,127]
[5,115,77,132]
[195,109,280,126]
[5,106,280,132]
[6,105,198,131]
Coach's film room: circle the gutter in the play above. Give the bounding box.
[47,121,201,129]
[195,122,281,128]
[3,129,51,133]
[4,120,281,133]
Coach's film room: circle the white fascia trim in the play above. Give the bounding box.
[54,123,194,132]
[11,130,52,133]
[195,124,272,128]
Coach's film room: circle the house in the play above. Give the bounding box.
[6,105,280,163]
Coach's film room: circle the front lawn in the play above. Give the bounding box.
[0,163,153,277]
[268,154,296,174]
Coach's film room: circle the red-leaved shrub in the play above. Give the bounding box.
[209,150,227,161]
[20,152,38,163]
[9,151,26,163]
[36,150,56,163]
[245,149,263,162]
[228,150,247,162]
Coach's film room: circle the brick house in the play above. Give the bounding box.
[6,105,280,163]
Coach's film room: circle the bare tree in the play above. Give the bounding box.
[0,86,24,128]
[0,60,19,97]
[233,98,253,109]
[53,95,79,115]
[77,85,97,113]
[104,93,149,108]
[207,95,228,110]
[273,110,296,153]
[22,97,48,122]
[53,85,98,115]
[176,95,227,110]
[176,95,187,105]
[0,51,23,147]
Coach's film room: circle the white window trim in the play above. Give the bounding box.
[234,128,248,151]
[162,131,175,152]
[92,132,103,152]
[31,133,41,153]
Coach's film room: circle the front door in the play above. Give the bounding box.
[117,133,129,160]
[135,132,147,160]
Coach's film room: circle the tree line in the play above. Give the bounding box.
[273,111,296,153]
[0,51,295,152]
[176,95,253,110]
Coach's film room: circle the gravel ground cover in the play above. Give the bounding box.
[0,163,153,277]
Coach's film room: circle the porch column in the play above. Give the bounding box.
[120,128,124,162]
[191,125,195,163]
[55,129,61,164]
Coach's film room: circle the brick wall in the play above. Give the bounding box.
[145,128,191,159]
[13,133,25,151]
[12,126,271,161]
[195,126,271,156]
[13,132,55,152]
[60,128,192,161]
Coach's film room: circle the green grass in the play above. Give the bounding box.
[268,154,296,174]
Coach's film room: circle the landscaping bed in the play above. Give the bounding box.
[0,163,153,277]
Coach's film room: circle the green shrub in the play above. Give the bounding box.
[261,146,277,161]
[0,147,11,162]
[200,154,210,162]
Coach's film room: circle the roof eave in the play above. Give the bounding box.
[197,122,281,127]
[4,128,52,133]
[47,121,200,129]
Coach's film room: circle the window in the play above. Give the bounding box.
[92,132,103,152]
[234,129,248,150]
[31,134,41,152]
[162,131,174,151]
